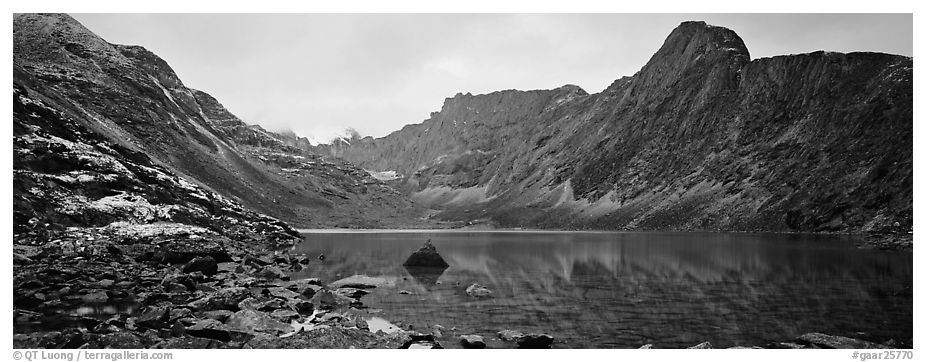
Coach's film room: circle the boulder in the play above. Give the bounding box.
[402,240,449,268]
[517,333,554,349]
[460,334,486,349]
[193,287,250,311]
[498,329,524,341]
[283,280,322,298]
[465,283,493,298]
[256,266,288,281]
[309,289,354,312]
[225,309,291,335]
[136,305,170,329]
[201,309,234,322]
[182,256,218,276]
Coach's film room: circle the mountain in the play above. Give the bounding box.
[320,21,913,233]
[13,13,429,230]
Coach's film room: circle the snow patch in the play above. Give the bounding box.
[366,170,400,181]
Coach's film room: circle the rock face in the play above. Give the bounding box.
[13,13,427,230]
[402,240,450,268]
[321,21,912,234]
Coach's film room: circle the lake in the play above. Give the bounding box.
[290,231,913,348]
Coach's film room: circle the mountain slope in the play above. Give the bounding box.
[321,21,913,233]
[13,13,428,229]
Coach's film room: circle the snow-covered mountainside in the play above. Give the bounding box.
[320,21,913,233]
[13,13,428,229]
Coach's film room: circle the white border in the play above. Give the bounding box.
[5,1,920,361]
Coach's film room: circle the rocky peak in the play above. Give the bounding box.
[14,13,132,69]
[605,21,750,113]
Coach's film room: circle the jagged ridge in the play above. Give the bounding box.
[323,21,912,233]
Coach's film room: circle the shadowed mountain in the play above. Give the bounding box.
[319,21,912,233]
[13,13,429,229]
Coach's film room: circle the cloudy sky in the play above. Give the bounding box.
[71,13,912,144]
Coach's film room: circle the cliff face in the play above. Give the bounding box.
[323,21,912,233]
[13,13,426,229]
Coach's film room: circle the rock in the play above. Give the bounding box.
[165,283,188,293]
[335,287,369,299]
[170,321,186,337]
[256,266,288,281]
[398,290,413,295]
[638,344,654,349]
[194,287,250,311]
[225,309,291,335]
[201,309,234,322]
[402,240,449,268]
[136,305,170,329]
[186,319,231,342]
[517,334,554,349]
[265,287,300,300]
[309,289,354,312]
[182,256,218,276]
[169,307,194,321]
[161,273,196,292]
[281,278,323,297]
[238,297,273,311]
[688,341,712,349]
[245,255,273,267]
[460,334,486,349]
[498,329,525,341]
[270,309,300,322]
[796,333,888,349]
[465,283,493,298]
[284,298,315,314]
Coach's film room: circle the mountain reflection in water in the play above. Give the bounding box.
[291,231,912,348]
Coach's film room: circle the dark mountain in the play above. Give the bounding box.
[13,13,429,229]
[320,21,913,233]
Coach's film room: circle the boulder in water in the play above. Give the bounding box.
[465,283,493,298]
[516,333,554,349]
[460,334,486,349]
[402,240,449,268]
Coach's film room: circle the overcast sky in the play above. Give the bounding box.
[71,13,912,144]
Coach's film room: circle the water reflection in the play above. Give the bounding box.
[403,266,448,290]
[292,232,912,348]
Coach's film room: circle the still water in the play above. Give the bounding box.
[292,231,912,348]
